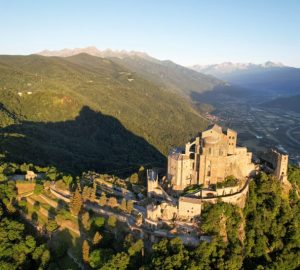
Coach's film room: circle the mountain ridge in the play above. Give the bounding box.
[37,47,228,99]
[38,46,154,61]
[191,61,286,76]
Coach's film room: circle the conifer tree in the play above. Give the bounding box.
[82,240,90,264]
[93,231,103,245]
[99,193,107,206]
[107,197,118,208]
[70,187,82,216]
[82,212,91,231]
[90,185,96,201]
[120,198,127,211]
[82,186,89,201]
[126,200,134,214]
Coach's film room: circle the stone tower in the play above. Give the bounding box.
[147,169,158,197]
[274,151,288,182]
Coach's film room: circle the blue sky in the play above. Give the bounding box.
[1,0,300,66]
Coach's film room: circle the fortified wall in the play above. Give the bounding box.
[146,180,249,222]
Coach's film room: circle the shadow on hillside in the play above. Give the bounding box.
[0,106,165,176]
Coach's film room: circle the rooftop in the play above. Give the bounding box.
[179,196,202,205]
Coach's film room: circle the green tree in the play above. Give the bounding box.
[151,238,189,270]
[94,216,105,228]
[47,167,58,181]
[128,239,144,256]
[46,220,58,233]
[89,249,112,269]
[62,175,73,188]
[0,173,7,182]
[107,215,117,228]
[20,163,30,173]
[100,252,130,270]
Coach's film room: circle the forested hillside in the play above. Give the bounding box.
[107,55,224,98]
[1,164,299,270]
[39,47,226,99]
[0,54,208,174]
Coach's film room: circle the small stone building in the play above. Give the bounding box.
[25,171,37,181]
[178,197,202,220]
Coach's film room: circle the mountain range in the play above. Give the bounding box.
[192,61,300,97]
[191,61,285,76]
[0,50,225,175]
[38,47,226,98]
[39,46,152,60]
[262,94,300,113]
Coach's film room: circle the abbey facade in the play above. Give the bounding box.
[168,124,255,191]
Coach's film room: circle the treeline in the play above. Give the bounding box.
[0,179,50,269]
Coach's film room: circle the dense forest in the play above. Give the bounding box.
[0,162,299,270]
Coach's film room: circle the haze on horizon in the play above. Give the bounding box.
[1,0,300,67]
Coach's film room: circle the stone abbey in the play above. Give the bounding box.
[167,124,255,191]
[146,124,289,224]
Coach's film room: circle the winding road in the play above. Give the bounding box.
[286,125,300,147]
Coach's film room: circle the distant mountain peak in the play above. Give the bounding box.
[263,61,284,68]
[37,46,152,60]
[191,61,285,75]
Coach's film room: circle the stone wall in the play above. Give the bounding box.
[216,185,240,196]
[201,180,249,208]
